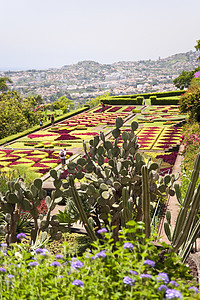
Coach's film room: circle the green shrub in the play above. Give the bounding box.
[0,223,198,299]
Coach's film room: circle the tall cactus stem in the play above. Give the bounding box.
[69,175,97,241]
[141,165,151,238]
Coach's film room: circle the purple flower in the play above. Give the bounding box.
[158,285,168,291]
[123,276,135,286]
[72,279,84,287]
[97,228,108,234]
[55,254,64,260]
[140,274,151,279]
[7,274,14,279]
[165,289,182,299]
[129,270,138,275]
[50,261,61,267]
[0,268,6,273]
[16,233,26,240]
[94,250,106,259]
[169,280,179,287]
[0,243,7,247]
[35,248,44,254]
[35,248,49,255]
[144,259,155,267]
[29,262,39,267]
[188,286,199,293]
[123,242,134,250]
[156,272,169,284]
[194,71,200,78]
[71,259,84,270]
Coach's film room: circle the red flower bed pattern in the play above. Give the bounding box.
[123,106,136,112]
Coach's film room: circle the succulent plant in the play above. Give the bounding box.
[66,118,176,241]
[0,170,64,246]
[164,152,200,262]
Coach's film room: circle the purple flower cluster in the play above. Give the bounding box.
[50,261,61,267]
[144,259,155,267]
[156,272,169,284]
[70,258,84,271]
[140,274,151,279]
[169,280,179,287]
[93,250,107,259]
[165,288,182,299]
[123,276,135,286]
[0,267,6,273]
[123,242,134,250]
[129,270,138,275]
[188,286,199,293]
[158,285,168,291]
[35,248,49,255]
[55,254,64,260]
[16,233,27,240]
[29,262,39,267]
[194,71,200,78]
[72,279,84,287]
[97,228,108,234]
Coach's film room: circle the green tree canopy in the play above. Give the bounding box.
[0,77,12,92]
[173,67,200,89]
[0,91,42,139]
[195,39,200,60]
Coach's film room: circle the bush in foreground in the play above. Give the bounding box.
[0,222,198,299]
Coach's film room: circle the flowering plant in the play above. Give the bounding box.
[0,222,198,299]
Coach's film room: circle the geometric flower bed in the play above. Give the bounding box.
[137,127,163,150]
[152,127,183,150]
[2,104,184,179]
[136,105,186,126]
[0,149,73,176]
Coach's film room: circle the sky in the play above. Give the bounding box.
[0,0,200,71]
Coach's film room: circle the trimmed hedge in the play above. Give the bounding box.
[108,90,185,100]
[102,98,143,105]
[150,97,180,105]
[0,107,89,146]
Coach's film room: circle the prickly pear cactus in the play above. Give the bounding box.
[0,171,64,245]
[66,118,175,241]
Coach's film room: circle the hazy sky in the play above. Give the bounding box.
[0,0,200,71]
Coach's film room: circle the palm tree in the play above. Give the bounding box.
[0,77,12,92]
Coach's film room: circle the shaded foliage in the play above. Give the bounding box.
[0,91,43,139]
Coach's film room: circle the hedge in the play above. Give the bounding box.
[0,107,89,146]
[105,90,185,100]
[102,97,143,105]
[150,97,180,105]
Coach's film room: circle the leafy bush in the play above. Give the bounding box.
[0,222,198,299]
[179,82,200,121]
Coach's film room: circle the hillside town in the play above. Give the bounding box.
[0,50,199,104]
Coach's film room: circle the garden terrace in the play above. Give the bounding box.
[0,102,186,179]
